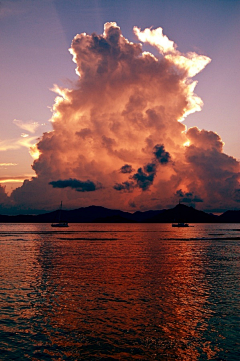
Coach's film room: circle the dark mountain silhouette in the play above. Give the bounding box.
[62,206,135,222]
[131,209,166,222]
[218,210,240,223]
[145,204,218,223]
[0,204,239,223]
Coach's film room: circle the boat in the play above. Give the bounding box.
[51,201,69,227]
[172,222,189,227]
[172,201,189,227]
[51,222,68,228]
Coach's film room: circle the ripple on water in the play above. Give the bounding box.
[0,223,239,360]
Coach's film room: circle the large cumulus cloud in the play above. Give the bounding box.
[1,22,239,213]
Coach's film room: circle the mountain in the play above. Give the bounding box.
[218,210,240,223]
[144,204,218,223]
[0,204,239,223]
[131,209,166,222]
[0,206,135,223]
[61,206,135,222]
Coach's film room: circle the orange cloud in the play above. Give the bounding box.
[0,163,17,167]
[0,23,238,214]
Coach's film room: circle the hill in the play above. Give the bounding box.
[0,204,239,223]
[218,210,240,223]
[145,204,217,223]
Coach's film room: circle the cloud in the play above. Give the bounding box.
[182,129,240,211]
[0,184,9,201]
[134,26,211,78]
[186,127,223,151]
[175,189,203,203]
[0,176,30,183]
[130,144,170,190]
[133,26,176,54]
[0,22,238,214]
[115,144,170,191]
[113,181,135,192]
[120,164,133,174]
[13,119,40,133]
[234,189,240,202]
[0,163,17,167]
[132,165,156,191]
[129,200,136,208]
[153,144,171,164]
[0,136,38,154]
[0,184,12,213]
[76,128,92,139]
[0,138,21,151]
[49,178,102,192]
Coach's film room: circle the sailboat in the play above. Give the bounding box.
[172,222,189,227]
[51,201,69,227]
[172,201,189,227]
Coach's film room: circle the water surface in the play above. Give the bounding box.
[0,223,239,360]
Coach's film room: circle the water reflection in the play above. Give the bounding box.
[0,223,239,360]
[134,234,217,360]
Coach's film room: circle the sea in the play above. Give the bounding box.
[0,223,239,360]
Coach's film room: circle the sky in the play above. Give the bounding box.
[0,0,239,215]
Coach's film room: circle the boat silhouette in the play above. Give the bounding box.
[172,201,189,227]
[51,201,68,227]
[172,222,189,227]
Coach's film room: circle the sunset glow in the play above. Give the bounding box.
[0,163,17,167]
[29,144,41,160]
[0,178,27,183]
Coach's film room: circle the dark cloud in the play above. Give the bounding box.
[144,162,157,174]
[131,166,156,191]
[234,189,240,202]
[129,200,136,208]
[120,164,133,174]
[153,144,171,164]
[113,181,135,192]
[175,189,203,203]
[114,145,171,192]
[76,128,92,139]
[49,179,102,192]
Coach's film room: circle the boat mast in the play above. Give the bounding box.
[59,201,62,223]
